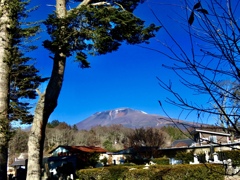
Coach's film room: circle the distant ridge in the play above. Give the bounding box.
[76,108,200,130]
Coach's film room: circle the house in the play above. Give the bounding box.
[171,139,195,148]
[109,146,160,165]
[159,128,240,159]
[49,145,107,157]
[99,152,125,165]
[48,146,107,167]
[9,153,28,179]
[192,129,231,146]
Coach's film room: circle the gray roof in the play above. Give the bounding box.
[192,129,231,136]
[113,146,159,155]
[11,160,26,167]
[172,139,195,147]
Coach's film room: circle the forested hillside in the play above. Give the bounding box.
[8,120,189,164]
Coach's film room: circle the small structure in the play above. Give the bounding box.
[112,146,158,165]
[98,152,127,166]
[192,129,231,146]
[169,158,182,165]
[10,153,28,179]
[171,139,196,148]
[49,145,107,157]
[45,146,107,178]
[190,154,199,164]
[159,128,240,157]
[212,152,222,163]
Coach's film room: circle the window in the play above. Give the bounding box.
[209,136,217,143]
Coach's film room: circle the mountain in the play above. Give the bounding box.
[76,108,199,130]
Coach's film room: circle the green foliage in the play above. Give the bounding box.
[108,166,129,179]
[43,3,160,68]
[161,164,224,180]
[175,150,194,164]
[161,126,189,141]
[88,153,100,167]
[218,150,240,166]
[76,152,101,169]
[152,158,169,165]
[6,0,47,124]
[70,0,146,13]
[100,156,108,165]
[47,120,61,128]
[197,152,207,163]
[103,140,114,151]
[47,120,75,129]
[76,164,224,180]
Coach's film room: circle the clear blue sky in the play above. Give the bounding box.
[19,0,213,127]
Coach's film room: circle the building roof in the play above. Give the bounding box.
[112,146,159,155]
[192,129,231,136]
[11,160,26,167]
[49,146,107,154]
[159,141,240,151]
[171,139,195,148]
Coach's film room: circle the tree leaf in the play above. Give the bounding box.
[188,11,195,25]
[193,2,201,10]
[196,9,209,14]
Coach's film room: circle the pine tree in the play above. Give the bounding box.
[0,1,46,179]
[27,0,160,179]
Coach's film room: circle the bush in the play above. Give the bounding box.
[152,158,169,165]
[197,152,207,163]
[218,150,240,166]
[161,164,224,180]
[100,157,108,166]
[175,150,194,164]
[76,164,224,180]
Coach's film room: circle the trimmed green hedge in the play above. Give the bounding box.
[218,150,240,166]
[76,164,224,180]
[175,150,194,164]
[152,158,169,165]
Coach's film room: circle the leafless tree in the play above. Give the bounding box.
[127,127,170,160]
[146,0,239,137]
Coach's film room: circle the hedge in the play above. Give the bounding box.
[152,158,169,165]
[76,164,224,180]
[218,150,240,166]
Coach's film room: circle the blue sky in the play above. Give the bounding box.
[20,0,213,127]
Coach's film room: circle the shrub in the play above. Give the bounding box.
[76,164,224,180]
[218,150,240,166]
[152,158,169,165]
[175,150,194,164]
[197,152,207,163]
[100,157,108,166]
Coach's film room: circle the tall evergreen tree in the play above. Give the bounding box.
[27,0,160,179]
[0,0,11,178]
[0,0,46,179]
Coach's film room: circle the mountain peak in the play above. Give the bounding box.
[76,107,201,130]
[77,108,170,130]
[92,108,146,119]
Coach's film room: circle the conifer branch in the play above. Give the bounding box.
[36,88,44,97]
[114,2,125,11]
[76,0,110,9]
[91,2,111,6]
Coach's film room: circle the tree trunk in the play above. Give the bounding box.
[26,0,67,179]
[0,1,11,179]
